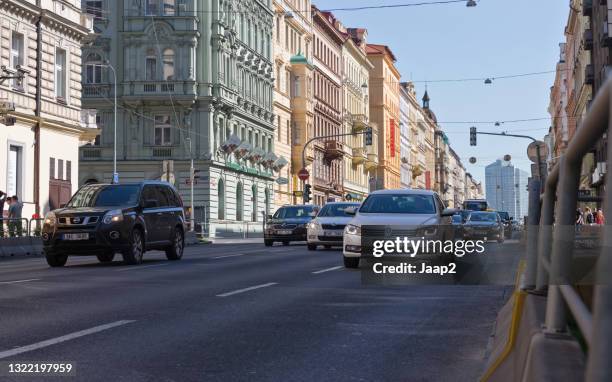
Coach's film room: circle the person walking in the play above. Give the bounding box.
[585,207,594,225]
[576,208,584,225]
[8,195,23,237]
[0,191,6,238]
[595,209,605,225]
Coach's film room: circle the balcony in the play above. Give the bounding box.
[324,140,344,161]
[81,147,102,159]
[83,84,111,98]
[585,29,593,51]
[152,147,173,158]
[352,147,367,165]
[585,64,595,85]
[365,153,378,171]
[123,81,197,106]
[351,114,369,132]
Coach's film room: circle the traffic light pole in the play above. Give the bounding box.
[300,129,372,204]
[475,131,544,181]
[187,138,195,232]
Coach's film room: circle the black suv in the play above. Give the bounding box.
[264,205,317,246]
[42,181,186,267]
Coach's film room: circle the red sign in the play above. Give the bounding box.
[389,119,396,158]
[425,171,431,190]
[298,168,310,181]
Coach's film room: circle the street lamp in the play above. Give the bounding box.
[96,61,118,183]
[484,78,493,85]
[466,0,477,7]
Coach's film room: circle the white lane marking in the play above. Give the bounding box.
[0,279,40,285]
[216,282,278,297]
[213,254,245,259]
[116,263,169,272]
[312,266,343,274]
[0,320,136,360]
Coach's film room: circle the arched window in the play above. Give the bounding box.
[85,53,103,84]
[236,182,243,221]
[162,48,175,80]
[251,184,258,222]
[218,179,225,220]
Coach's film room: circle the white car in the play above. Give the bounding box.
[343,189,456,268]
[307,202,361,250]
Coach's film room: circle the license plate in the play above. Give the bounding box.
[325,230,343,237]
[277,230,292,235]
[63,233,89,241]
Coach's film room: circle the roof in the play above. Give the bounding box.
[366,44,397,62]
[290,53,309,65]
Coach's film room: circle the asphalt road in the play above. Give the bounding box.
[0,239,521,382]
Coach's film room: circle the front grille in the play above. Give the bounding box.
[362,227,418,237]
[321,224,346,230]
[273,224,297,229]
[58,216,99,226]
[318,236,344,242]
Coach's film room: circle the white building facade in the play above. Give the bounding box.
[0,0,92,220]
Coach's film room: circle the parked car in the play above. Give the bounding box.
[264,205,317,246]
[463,199,488,211]
[42,181,186,267]
[307,202,361,250]
[342,189,456,268]
[463,211,505,243]
[496,211,513,238]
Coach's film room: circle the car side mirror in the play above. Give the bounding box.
[267,214,273,220]
[144,199,158,209]
[344,206,358,216]
[441,208,457,217]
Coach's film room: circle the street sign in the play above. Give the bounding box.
[527,141,548,163]
[298,168,310,181]
[293,191,303,197]
[275,177,289,185]
[112,172,119,184]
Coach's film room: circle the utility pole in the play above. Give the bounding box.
[186,138,195,232]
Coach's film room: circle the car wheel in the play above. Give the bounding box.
[165,227,184,260]
[122,228,144,265]
[45,253,68,267]
[282,241,290,246]
[264,239,273,247]
[343,256,359,269]
[307,244,317,251]
[96,251,115,263]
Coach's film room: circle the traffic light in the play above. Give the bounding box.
[470,126,477,146]
[365,127,373,146]
[303,183,312,204]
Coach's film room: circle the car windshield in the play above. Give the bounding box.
[317,203,359,217]
[66,185,141,208]
[498,212,510,220]
[469,212,498,222]
[274,206,315,219]
[359,194,436,214]
[464,201,488,211]
[452,215,463,223]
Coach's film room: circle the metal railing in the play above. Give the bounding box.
[522,77,612,381]
[0,218,32,238]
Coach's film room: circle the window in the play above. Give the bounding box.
[146,50,157,80]
[66,161,72,181]
[10,32,24,90]
[162,48,175,80]
[85,53,103,84]
[286,120,290,145]
[251,185,257,222]
[154,115,172,146]
[7,145,23,198]
[236,182,243,221]
[85,0,104,20]
[217,179,226,220]
[277,115,281,140]
[163,0,175,15]
[146,0,158,15]
[55,48,67,99]
[49,158,56,180]
[58,159,64,180]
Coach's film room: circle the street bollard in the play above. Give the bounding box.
[522,177,541,290]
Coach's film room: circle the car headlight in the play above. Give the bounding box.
[345,224,361,236]
[418,226,438,237]
[102,209,124,224]
[44,212,56,228]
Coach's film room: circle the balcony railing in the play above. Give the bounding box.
[83,84,111,98]
[152,147,173,158]
[324,140,344,161]
[81,147,102,159]
[124,81,197,98]
[365,153,378,171]
[351,114,369,132]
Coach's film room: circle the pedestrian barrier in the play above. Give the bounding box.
[0,218,43,259]
[482,78,612,381]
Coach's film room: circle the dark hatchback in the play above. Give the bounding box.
[264,205,317,246]
[463,211,505,243]
[42,182,186,267]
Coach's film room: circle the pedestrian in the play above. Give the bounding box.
[595,209,605,225]
[585,207,594,225]
[576,208,584,225]
[8,195,23,237]
[0,191,6,238]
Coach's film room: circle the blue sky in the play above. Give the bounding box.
[315,0,568,186]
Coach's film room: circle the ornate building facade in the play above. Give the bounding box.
[80,0,277,236]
